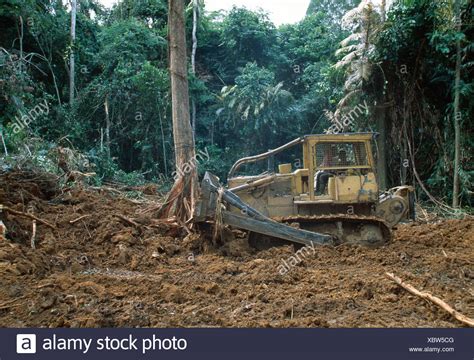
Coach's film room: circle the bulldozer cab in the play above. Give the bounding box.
[300,133,378,202]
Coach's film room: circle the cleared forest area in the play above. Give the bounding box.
[1,171,472,328]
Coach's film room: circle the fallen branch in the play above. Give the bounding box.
[176,217,192,236]
[90,186,123,195]
[69,214,91,224]
[151,216,178,224]
[1,206,56,229]
[113,214,141,228]
[0,295,28,310]
[30,220,36,249]
[64,171,96,184]
[0,302,23,311]
[139,204,163,214]
[386,272,474,327]
[36,283,56,289]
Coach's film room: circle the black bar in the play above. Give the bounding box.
[2,328,472,360]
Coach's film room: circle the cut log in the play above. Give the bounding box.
[386,272,474,327]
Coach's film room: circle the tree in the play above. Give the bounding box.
[190,0,199,135]
[334,0,385,188]
[160,0,197,221]
[368,0,473,206]
[70,0,76,104]
[452,0,462,208]
[306,0,360,24]
[335,0,381,110]
[73,19,166,175]
[219,7,277,79]
[218,63,294,155]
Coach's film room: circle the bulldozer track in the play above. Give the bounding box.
[272,214,393,245]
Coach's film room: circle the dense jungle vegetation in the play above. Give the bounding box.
[0,0,472,208]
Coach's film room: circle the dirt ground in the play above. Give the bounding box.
[0,171,473,328]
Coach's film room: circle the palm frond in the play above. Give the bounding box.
[340,33,362,47]
[335,44,359,56]
[335,51,358,69]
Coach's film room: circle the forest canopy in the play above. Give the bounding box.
[0,0,472,208]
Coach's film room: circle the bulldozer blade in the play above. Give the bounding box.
[194,172,220,222]
[222,211,333,247]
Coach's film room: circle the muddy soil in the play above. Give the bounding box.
[0,171,473,328]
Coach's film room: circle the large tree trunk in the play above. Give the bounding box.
[191,0,198,136]
[160,0,198,221]
[452,0,462,208]
[69,0,76,105]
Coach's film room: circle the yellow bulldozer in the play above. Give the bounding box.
[195,133,415,247]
